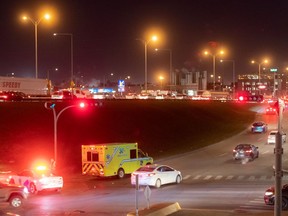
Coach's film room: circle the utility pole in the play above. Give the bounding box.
[274,98,285,216]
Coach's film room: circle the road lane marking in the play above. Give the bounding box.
[193,175,201,180]
[249,200,263,203]
[217,153,227,157]
[226,175,234,180]
[237,175,245,180]
[215,175,223,180]
[183,175,191,180]
[204,175,212,180]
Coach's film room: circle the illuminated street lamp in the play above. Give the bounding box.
[220,59,235,99]
[251,59,269,84]
[53,33,74,89]
[45,102,86,169]
[137,35,158,92]
[22,13,51,79]
[204,50,224,91]
[155,48,173,88]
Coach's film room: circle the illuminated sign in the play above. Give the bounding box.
[270,68,278,72]
[118,80,125,92]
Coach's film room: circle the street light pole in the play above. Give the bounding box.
[251,59,268,84]
[251,59,269,95]
[155,48,173,89]
[204,50,224,91]
[22,14,51,79]
[144,41,148,92]
[53,33,74,89]
[212,55,216,91]
[137,36,157,92]
[220,59,235,99]
[45,102,85,169]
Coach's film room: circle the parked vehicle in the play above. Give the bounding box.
[233,144,259,161]
[131,164,182,188]
[266,106,277,115]
[251,121,268,133]
[0,76,48,96]
[7,166,63,194]
[0,91,27,101]
[264,184,288,210]
[82,143,153,178]
[51,90,74,100]
[0,182,28,207]
[267,130,286,144]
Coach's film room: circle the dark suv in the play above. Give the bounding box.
[0,182,28,207]
[264,184,288,210]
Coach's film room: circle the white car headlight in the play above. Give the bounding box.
[265,191,274,196]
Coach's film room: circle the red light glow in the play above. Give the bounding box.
[79,102,85,108]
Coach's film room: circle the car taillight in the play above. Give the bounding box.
[245,150,252,153]
[147,173,156,177]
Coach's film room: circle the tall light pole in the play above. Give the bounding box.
[22,14,51,79]
[45,102,86,169]
[251,59,269,84]
[53,33,74,89]
[204,50,224,91]
[220,59,235,99]
[137,36,158,92]
[159,76,164,89]
[155,48,173,89]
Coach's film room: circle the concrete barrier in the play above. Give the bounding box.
[127,202,181,216]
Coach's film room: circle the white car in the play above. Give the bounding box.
[8,167,63,194]
[267,130,286,144]
[131,164,182,188]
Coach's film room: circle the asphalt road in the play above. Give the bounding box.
[1,103,287,215]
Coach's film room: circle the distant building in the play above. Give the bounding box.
[170,68,207,95]
[237,73,286,97]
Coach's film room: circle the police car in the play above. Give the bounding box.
[7,166,63,194]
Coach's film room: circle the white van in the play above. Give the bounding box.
[267,131,286,144]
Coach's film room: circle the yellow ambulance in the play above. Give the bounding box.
[81,143,153,178]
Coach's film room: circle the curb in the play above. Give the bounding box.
[127,202,181,216]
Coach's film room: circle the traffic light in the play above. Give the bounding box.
[77,100,103,108]
[238,95,263,102]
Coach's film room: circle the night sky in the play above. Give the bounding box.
[1,0,288,86]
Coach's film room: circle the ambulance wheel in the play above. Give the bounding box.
[117,168,125,179]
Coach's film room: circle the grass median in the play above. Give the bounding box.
[0,100,258,172]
